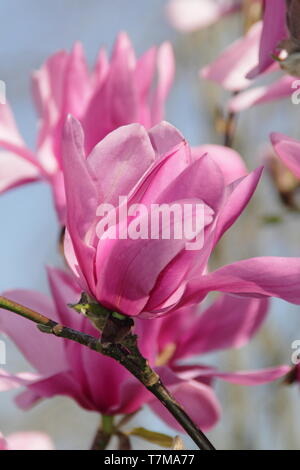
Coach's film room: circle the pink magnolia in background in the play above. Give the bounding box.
[0,33,174,223]
[166,0,242,32]
[271,132,300,180]
[0,431,53,450]
[62,116,300,319]
[0,268,289,432]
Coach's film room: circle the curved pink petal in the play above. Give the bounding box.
[0,433,7,450]
[176,295,269,358]
[151,42,175,124]
[0,290,67,375]
[271,132,300,179]
[201,22,263,91]
[213,166,263,244]
[202,365,291,385]
[184,257,300,306]
[134,47,158,127]
[247,0,287,79]
[62,115,98,294]
[86,123,155,205]
[150,377,221,432]
[46,267,81,331]
[15,370,95,411]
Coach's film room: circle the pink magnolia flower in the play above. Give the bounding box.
[61,117,300,319]
[0,431,53,450]
[0,34,174,223]
[271,132,300,180]
[166,0,242,32]
[0,268,289,432]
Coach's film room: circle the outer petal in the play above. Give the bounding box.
[191,145,247,185]
[176,295,269,359]
[15,370,96,411]
[271,132,300,179]
[82,33,138,152]
[134,47,158,127]
[201,22,263,91]
[213,166,263,244]
[0,433,7,450]
[62,116,98,293]
[229,76,296,112]
[0,151,40,194]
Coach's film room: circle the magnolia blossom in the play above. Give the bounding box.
[166,0,242,32]
[61,116,300,319]
[0,34,174,223]
[0,431,53,450]
[271,132,300,180]
[0,267,289,432]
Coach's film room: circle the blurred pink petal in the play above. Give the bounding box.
[229,75,296,112]
[247,0,287,79]
[183,257,300,306]
[199,366,291,385]
[166,0,241,32]
[2,432,54,450]
[0,35,174,223]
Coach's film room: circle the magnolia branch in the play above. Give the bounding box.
[0,296,215,451]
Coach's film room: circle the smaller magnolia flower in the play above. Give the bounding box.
[0,268,289,432]
[0,431,53,450]
[166,0,242,32]
[0,34,174,223]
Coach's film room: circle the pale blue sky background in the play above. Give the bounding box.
[0,0,300,450]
